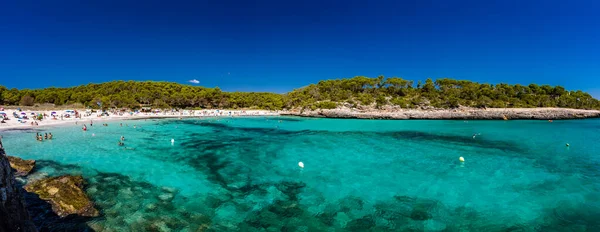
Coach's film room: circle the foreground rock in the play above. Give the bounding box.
[7,156,36,176]
[24,175,99,217]
[0,146,38,231]
[283,107,600,120]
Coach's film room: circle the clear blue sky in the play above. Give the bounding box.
[1,0,599,96]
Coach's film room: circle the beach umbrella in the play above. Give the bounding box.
[51,111,57,114]
[21,112,26,115]
[30,112,35,115]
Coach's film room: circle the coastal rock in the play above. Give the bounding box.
[7,155,36,176]
[24,175,99,217]
[0,147,38,231]
[282,107,600,120]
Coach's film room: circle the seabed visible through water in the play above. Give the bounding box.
[3,117,600,231]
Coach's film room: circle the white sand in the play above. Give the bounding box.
[0,109,280,131]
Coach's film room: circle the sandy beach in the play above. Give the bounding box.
[0,109,280,131]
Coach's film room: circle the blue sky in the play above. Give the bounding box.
[1,0,599,96]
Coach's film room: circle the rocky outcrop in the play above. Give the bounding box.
[282,107,600,120]
[24,175,99,218]
[7,156,35,176]
[0,146,37,232]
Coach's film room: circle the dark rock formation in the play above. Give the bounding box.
[7,156,35,176]
[24,175,99,218]
[282,107,600,120]
[0,146,37,232]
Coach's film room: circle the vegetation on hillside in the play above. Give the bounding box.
[0,76,598,110]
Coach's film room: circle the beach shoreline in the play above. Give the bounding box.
[281,107,600,120]
[2,107,600,131]
[0,109,279,131]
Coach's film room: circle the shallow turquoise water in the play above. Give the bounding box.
[2,117,600,231]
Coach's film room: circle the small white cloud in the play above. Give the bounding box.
[188,79,200,84]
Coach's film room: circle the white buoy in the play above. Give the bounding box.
[298,161,304,168]
[459,157,465,162]
[171,139,175,143]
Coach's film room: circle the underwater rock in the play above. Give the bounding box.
[424,219,447,231]
[161,186,178,193]
[158,193,174,202]
[338,196,364,212]
[24,175,99,217]
[346,215,376,231]
[7,155,36,176]
[333,212,352,228]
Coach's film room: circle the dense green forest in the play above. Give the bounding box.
[1,76,598,110]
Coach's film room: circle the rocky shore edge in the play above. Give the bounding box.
[1,144,37,231]
[1,141,99,231]
[282,107,600,120]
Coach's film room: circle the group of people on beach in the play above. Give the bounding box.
[35,132,53,141]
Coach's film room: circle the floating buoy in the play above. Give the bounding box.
[298,162,304,168]
[171,139,175,143]
[566,143,570,147]
[459,157,465,162]
[92,133,95,137]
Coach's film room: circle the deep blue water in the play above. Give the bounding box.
[2,117,600,231]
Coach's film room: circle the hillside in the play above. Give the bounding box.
[1,77,598,110]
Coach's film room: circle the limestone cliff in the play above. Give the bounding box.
[0,142,37,232]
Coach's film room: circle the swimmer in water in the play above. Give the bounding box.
[118,141,124,146]
[472,134,476,139]
[120,123,123,127]
[48,133,53,140]
[121,136,125,141]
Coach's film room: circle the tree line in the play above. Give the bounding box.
[0,77,598,110]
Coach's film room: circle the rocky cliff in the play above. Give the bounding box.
[0,142,37,232]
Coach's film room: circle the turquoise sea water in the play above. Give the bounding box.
[2,117,600,231]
